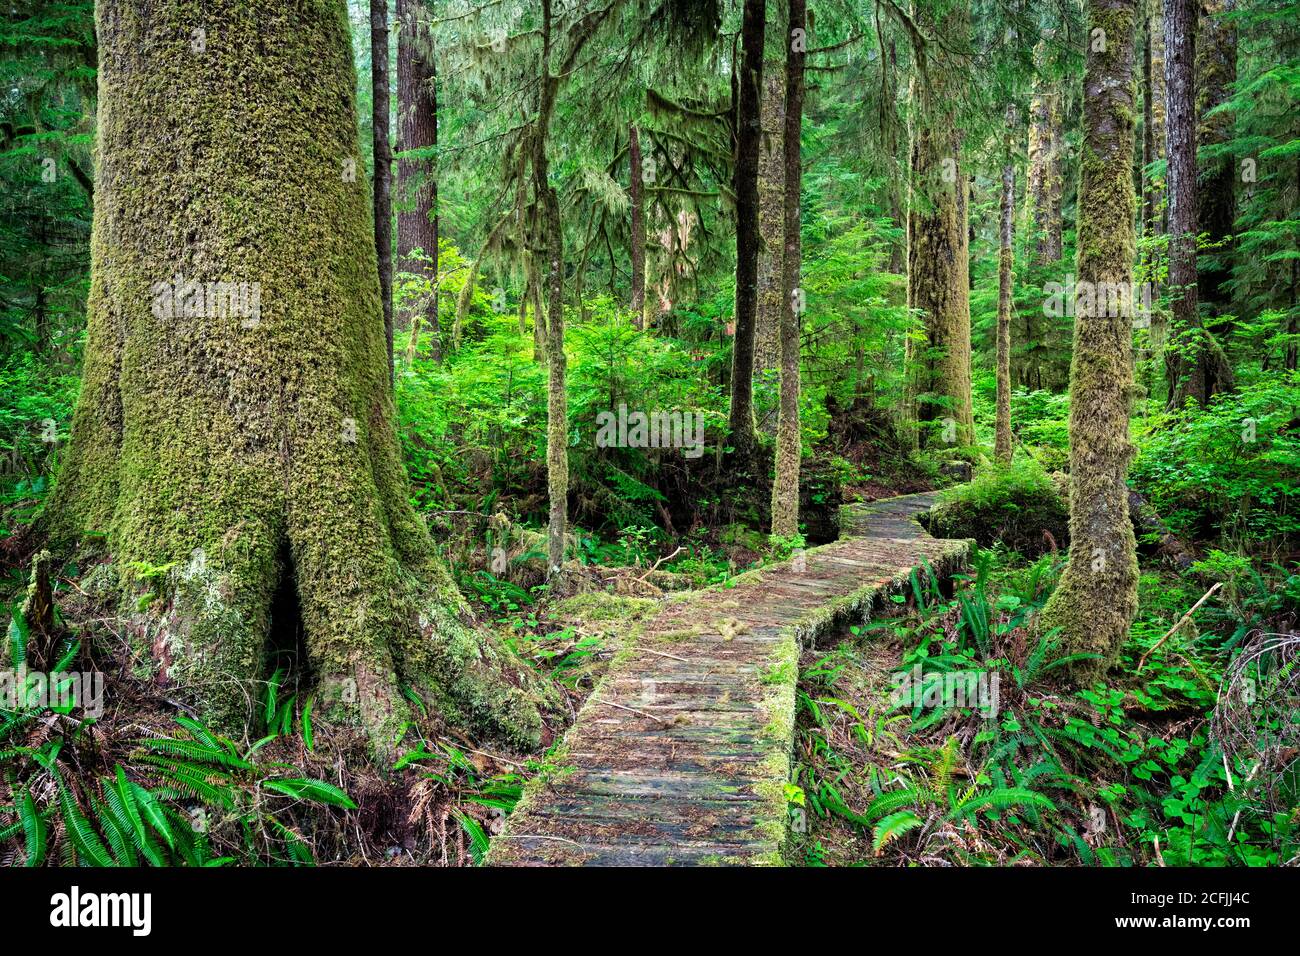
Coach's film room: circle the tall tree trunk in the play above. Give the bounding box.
[995,158,1015,466]
[49,0,544,754]
[1021,39,1065,391]
[756,64,785,377]
[628,124,646,328]
[542,185,567,576]
[371,0,394,382]
[1039,0,1140,682]
[770,0,805,538]
[530,254,547,361]
[1195,0,1236,314]
[1164,0,1234,407]
[1142,11,1158,239]
[727,0,765,462]
[1150,0,1168,233]
[905,0,975,448]
[537,0,568,577]
[396,0,439,362]
[1026,40,1064,266]
[1145,0,1171,359]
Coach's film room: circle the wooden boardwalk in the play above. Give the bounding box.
[487,493,971,866]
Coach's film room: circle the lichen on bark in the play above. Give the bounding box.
[48,0,547,756]
[770,0,805,539]
[755,64,785,378]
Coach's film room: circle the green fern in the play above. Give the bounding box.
[872,810,923,853]
[19,788,45,866]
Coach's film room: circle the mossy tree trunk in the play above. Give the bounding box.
[995,155,1015,466]
[1020,38,1065,391]
[727,0,766,462]
[1142,6,1163,241]
[1039,0,1140,682]
[628,124,646,329]
[51,0,546,755]
[371,0,394,382]
[1025,73,1063,265]
[905,0,975,448]
[770,0,805,538]
[534,0,572,578]
[756,64,785,378]
[1164,0,1234,408]
[396,0,439,363]
[1149,0,1169,236]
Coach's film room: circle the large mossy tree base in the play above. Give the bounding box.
[48,0,546,755]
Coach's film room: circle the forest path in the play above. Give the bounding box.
[487,492,971,866]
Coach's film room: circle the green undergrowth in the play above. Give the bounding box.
[1,607,355,866]
[789,545,1300,867]
[927,458,1068,555]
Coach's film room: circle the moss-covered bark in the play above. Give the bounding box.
[770,0,805,539]
[995,159,1015,466]
[755,65,785,376]
[534,0,570,579]
[1025,40,1064,267]
[50,0,546,755]
[628,124,646,329]
[1019,38,1066,391]
[1195,0,1237,313]
[905,0,975,448]
[371,0,394,381]
[1039,0,1141,682]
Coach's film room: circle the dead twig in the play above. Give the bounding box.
[1136,582,1222,673]
[635,546,686,582]
[591,697,669,725]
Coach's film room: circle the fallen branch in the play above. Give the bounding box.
[639,647,693,664]
[591,697,669,725]
[1136,581,1222,673]
[636,546,686,582]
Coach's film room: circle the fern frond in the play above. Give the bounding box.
[19,788,45,866]
[872,810,923,853]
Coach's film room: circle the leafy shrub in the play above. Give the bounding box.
[928,458,1067,555]
[1010,388,1071,471]
[0,353,80,529]
[1130,370,1300,549]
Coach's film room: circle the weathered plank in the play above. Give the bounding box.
[487,492,970,867]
